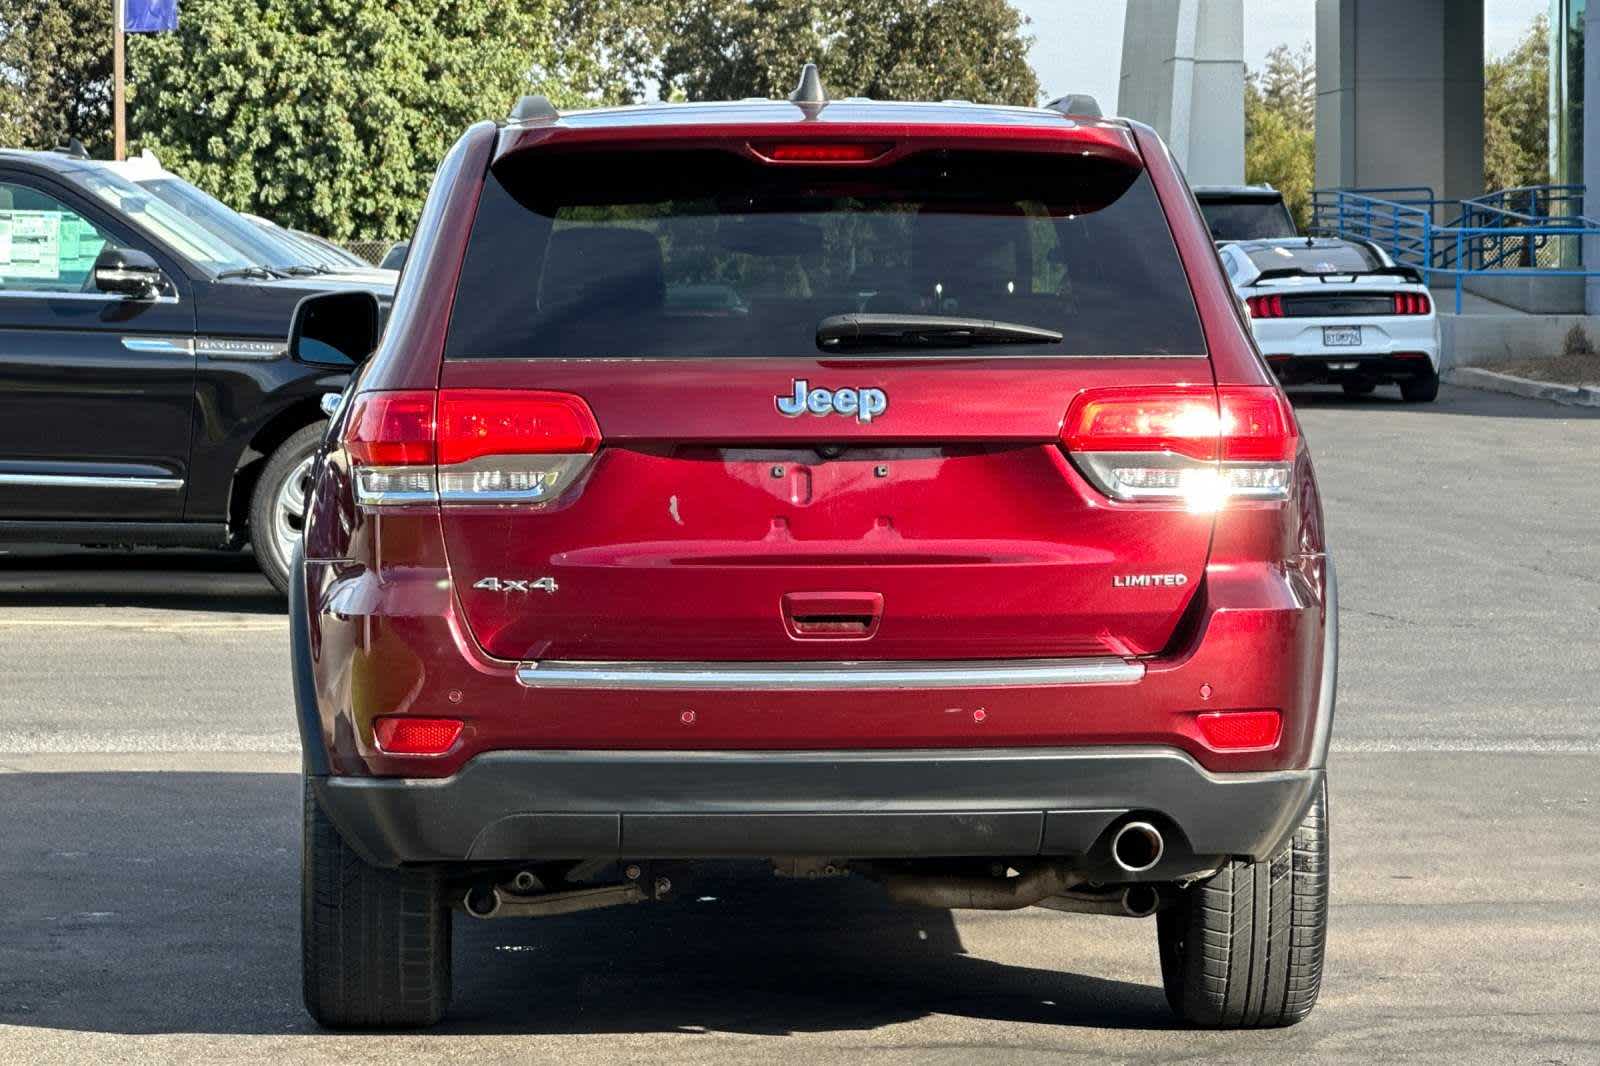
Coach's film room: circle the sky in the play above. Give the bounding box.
[1016,0,1549,112]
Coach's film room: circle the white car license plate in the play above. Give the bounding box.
[1322,326,1362,347]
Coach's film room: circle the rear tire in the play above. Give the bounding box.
[1157,780,1328,1028]
[1400,368,1440,403]
[250,423,326,595]
[301,778,452,1029]
[1340,382,1375,397]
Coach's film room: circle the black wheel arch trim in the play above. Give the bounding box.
[290,543,331,776]
[1309,555,1338,769]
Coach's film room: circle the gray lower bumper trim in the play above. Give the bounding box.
[314,748,1321,871]
[515,657,1144,691]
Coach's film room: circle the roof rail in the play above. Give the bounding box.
[1045,94,1102,118]
[509,95,558,123]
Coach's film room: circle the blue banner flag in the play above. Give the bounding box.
[125,0,179,33]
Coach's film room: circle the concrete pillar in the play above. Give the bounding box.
[1315,0,1484,204]
[1118,0,1245,184]
[1583,3,1600,313]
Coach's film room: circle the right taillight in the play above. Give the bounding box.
[342,389,601,507]
[1392,291,1431,315]
[1062,386,1298,510]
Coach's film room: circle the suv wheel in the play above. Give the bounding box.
[250,423,326,595]
[1400,367,1440,403]
[301,778,452,1029]
[1157,780,1328,1028]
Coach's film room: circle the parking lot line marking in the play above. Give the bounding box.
[0,619,286,630]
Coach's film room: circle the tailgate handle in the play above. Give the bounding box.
[782,592,883,640]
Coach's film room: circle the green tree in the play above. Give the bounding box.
[657,0,1038,106]
[830,0,1038,105]
[1484,13,1549,192]
[1256,41,1314,128]
[0,0,114,153]
[1244,43,1315,230]
[127,0,582,241]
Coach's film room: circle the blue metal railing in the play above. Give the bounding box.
[1310,184,1600,311]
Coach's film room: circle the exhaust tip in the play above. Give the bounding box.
[464,886,500,919]
[1110,821,1164,874]
[1121,883,1161,917]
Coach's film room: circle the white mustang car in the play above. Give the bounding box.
[1220,237,1440,402]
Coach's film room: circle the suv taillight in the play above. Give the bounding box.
[343,389,601,507]
[1062,386,1298,510]
[1245,294,1285,318]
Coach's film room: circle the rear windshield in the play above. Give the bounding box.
[1198,197,1297,240]
[444,147,1203,358]
[444,149,1204,359]
[1244,242,1381,274]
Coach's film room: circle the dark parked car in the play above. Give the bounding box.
[1193,184,1299,240]
[379,240,409,271]
[292,72,1335,1030]
[0,148,391,592]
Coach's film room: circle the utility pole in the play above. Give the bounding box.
[113,0,126,160]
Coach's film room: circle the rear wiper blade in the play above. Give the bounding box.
[817,313,1063,350]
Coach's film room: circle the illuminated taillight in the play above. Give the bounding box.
[435,389,600,503]
[1246,294,1285,318]
[342,389,601,507]
[752,141,892,163]
[373,716,463,756]
[1195,710,1282,751]
[1062,386,1298,509]
[1392,291,1431,315]
[343,391,438,505]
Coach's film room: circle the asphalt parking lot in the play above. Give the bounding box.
[1,383,1597,1064]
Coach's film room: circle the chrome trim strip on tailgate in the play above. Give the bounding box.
[515,657,1144,691]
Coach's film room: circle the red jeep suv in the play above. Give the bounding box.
[290,72,1336,1031]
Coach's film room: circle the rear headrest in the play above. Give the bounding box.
[540,226,665,313]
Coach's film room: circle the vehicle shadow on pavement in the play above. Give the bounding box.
[0,549,283,615]
[1286,383,1600,419]
[0,771,1179,1038]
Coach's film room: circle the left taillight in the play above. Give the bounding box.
[1245,294,1285,318]
[1061,386,1299,510]
[342,389,601,507]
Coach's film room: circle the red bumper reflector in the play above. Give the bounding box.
[1195,710,1282,751]
[373,717,463,756]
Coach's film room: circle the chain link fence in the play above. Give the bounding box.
[341,239,393,265]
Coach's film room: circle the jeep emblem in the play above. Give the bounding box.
[776,379,888,424]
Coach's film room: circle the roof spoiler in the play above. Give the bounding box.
[1045,94,1102,118]
[1251,265,1425,286]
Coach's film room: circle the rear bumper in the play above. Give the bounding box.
[312,747,1323,873]
[1251,315,1441,376]
[1268,352,1438,386]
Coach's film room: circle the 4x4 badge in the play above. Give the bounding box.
[473,577,558,594]
[776,379,887,424]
